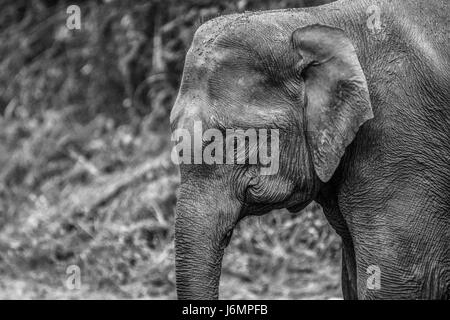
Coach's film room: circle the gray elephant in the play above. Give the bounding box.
[170,0,450,299]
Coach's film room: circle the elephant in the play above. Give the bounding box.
[170,0,450,299]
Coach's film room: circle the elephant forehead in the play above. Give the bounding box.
[172,12,313,131]
[187,13,306,74]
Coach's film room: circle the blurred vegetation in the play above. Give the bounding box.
[0,0,340,299]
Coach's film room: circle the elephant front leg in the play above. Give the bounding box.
[353,230,450,300]
[341,244,358,299]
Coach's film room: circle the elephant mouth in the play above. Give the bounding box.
[242,198,312,216]
[287,200,311,213]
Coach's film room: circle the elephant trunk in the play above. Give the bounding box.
[174,191,226,300]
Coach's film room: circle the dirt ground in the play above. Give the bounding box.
[0,261,341,300]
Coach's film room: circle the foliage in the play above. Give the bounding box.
[0,0,339,299]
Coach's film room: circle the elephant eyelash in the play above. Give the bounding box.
[244,166,259,181]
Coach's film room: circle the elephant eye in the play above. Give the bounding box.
[244,183,260,204]
[242,171,259,203]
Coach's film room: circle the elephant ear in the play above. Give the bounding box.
[292,24,373,182]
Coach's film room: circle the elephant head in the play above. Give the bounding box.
[170,15,373,299]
